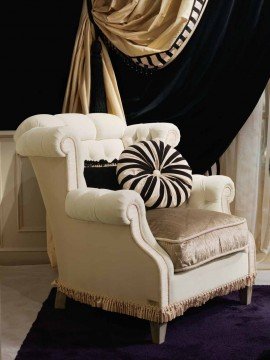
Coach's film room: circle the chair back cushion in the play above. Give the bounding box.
[15,113,127,162]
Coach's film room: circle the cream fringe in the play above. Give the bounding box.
[53,274,255,323]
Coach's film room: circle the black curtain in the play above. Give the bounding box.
[1,1,82,129]
[108,0,270,174]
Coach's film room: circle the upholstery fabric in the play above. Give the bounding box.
[123,123,180,148]
[65,188,145,226]
[14,113,256,327]
[14,113,126,143]
[117,140,192,209]
[14,114,238,267]
[170,251,251,304]
[186,175,235,214]
[147,208,249,272]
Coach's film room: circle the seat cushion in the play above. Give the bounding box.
[146,208,249,272]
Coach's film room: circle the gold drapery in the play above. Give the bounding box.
[63,0,125,117]
[63,0,208,115]
[93,0,198,57]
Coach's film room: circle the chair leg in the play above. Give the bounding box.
[55,290,66,309]
[239,286,253,305]
[150,322,167,344]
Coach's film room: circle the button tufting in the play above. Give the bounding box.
[153,169,161,177]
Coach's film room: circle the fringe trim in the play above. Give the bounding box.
[53,274,255,323]
[84,159,118,167]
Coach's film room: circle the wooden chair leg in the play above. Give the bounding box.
[55,290,66,309]
[150,322,167,344]
[239,286,253,305]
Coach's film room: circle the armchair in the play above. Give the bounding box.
[14,113,255,344]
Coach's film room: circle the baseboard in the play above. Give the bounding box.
[0,249,49,265]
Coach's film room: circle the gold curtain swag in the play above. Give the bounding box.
[63,0,208,116]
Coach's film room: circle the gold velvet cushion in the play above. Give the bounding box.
[146,208,249,272]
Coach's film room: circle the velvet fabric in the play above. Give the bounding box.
[16,286,270,360]
[1,0,83,129]
[84,160,120,191]
[147,208,249,271]
[109,0,270,173]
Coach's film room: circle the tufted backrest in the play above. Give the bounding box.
[15,113,127,162]
[122,123,180,148]
[15,113,180,163]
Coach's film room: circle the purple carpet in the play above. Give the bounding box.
[16,286,270,360]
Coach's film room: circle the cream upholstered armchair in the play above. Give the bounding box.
[14,113,256,344]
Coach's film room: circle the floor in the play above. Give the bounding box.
[0,265,269,360]
[0,265,56,360]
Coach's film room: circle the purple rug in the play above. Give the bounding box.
[16,286,270,360]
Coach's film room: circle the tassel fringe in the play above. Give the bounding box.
[53,274,255,323]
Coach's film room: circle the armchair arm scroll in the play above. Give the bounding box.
[187,175,235,214]
[65,188,146,226]
[15,126,81,158]
[123,123,180,148]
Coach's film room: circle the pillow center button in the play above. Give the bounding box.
[153,169,161,177]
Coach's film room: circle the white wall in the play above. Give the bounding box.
[0,131,48,265]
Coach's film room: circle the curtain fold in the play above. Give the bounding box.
[63,0,125,118]
[64,0,270,173]
[220,83,270,266]
[108,0,270,173]
[92,0,208,69]
[257,83,270,268]
[259,83,270,255]
[63,0,208,114]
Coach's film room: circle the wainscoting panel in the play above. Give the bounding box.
[0,131,48,265]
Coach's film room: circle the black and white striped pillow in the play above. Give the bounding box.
[116,140,192,209]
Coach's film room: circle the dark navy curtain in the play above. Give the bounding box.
[108,0,270,174]
[1,1,83,129]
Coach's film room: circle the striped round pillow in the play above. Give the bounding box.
[116,140,192,209]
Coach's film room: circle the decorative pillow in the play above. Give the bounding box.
[116,140,192,209]
[84,159,121,191]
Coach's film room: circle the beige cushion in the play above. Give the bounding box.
[147,208,249,272]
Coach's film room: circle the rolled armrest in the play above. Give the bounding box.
[15,126,80,157]
[187,175,235,214]
[123,123,180,148]
[65,188,146,225]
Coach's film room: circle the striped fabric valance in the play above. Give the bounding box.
[91,0,208,70]
[63,0,209,115]
[121,0,207,70]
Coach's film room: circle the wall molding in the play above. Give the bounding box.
[15,154,46,232]
[0,247,47,252]
[0,249,49,265]
[0,131,48,265]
